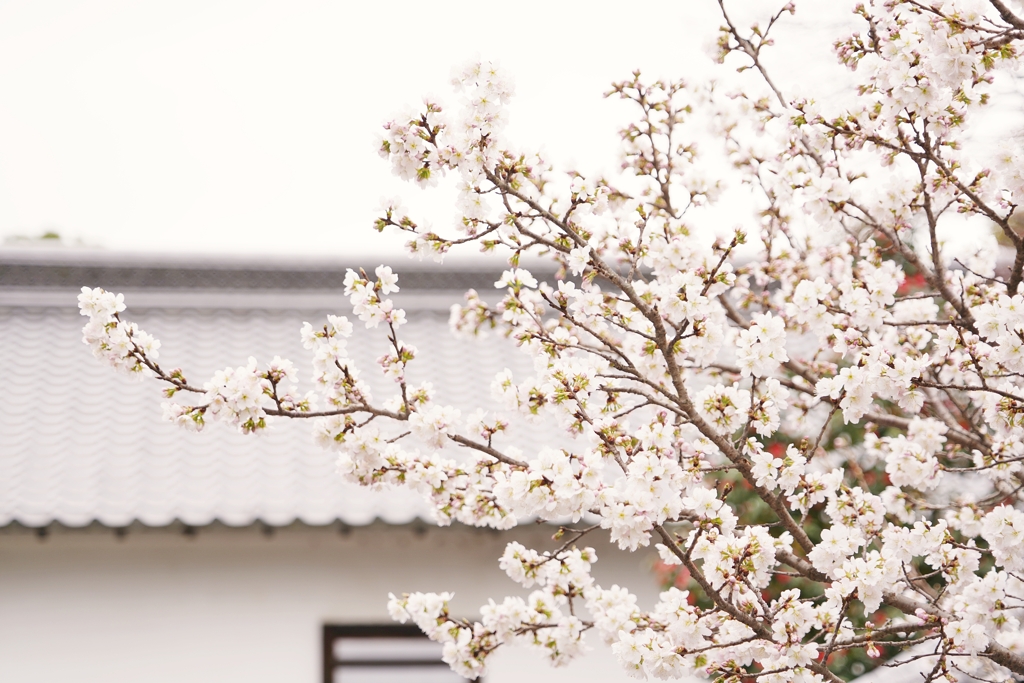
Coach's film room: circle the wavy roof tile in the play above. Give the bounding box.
[0,249,552,529]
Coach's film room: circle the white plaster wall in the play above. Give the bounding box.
[0,523,672,683]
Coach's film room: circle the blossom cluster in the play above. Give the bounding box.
[388,570,590,678]
[78,287,158,377]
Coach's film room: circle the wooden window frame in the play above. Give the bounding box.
[322,624,457,683]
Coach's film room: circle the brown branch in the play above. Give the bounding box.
[989,0,1024,30]
[446,434,527,468]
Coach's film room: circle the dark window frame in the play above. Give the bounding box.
[322,624,456,683]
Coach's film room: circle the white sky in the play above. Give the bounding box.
[0,0,992,259]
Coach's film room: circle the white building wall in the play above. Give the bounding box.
[0,523,669,683]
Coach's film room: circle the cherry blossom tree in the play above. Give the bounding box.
[79,0,1024,680]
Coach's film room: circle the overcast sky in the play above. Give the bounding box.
[0,0,948,259]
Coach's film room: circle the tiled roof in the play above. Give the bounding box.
[0,249,550,529]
